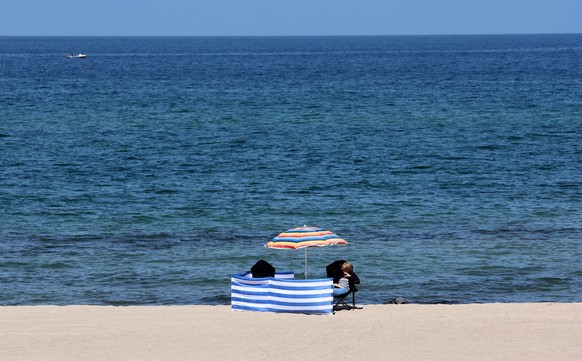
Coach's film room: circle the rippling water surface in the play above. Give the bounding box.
[1,35,581,305]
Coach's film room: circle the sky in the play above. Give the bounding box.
[1,0,581,36]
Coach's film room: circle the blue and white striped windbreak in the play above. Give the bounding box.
[231,271,333,315]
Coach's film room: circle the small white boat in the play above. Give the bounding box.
[67,54,87,59]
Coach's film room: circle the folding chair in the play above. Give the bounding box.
[326,260,362,311]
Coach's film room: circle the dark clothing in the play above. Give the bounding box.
[251,260,276,278]
[326,260,360,290]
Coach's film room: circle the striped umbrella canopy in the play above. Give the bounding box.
[265,226,348,279]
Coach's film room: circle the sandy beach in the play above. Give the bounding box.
[1,303,581,361]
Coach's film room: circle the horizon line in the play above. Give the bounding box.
[1,32,581,38]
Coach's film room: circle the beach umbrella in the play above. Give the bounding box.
[265,226,348,279]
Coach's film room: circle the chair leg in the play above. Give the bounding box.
[351,292,362,310]
[333,297,352,311]
[333,291,362,311]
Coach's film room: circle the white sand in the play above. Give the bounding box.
[1,303,581,361]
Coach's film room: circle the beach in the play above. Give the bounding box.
[2,36,582,361]
[1,303,581,361]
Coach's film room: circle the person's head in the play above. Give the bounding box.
[341,261,353,274]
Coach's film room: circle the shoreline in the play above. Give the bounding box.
[2,303,581,361]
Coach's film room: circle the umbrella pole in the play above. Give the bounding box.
[304,248,308,279]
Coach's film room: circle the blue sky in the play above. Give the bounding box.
[2,0,581,36]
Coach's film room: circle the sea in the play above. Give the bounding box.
[1,34,581,306]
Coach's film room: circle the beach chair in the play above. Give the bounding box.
[326,260,362,311]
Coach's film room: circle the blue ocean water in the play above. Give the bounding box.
[1,35,581,305]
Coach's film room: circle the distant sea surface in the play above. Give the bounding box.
[1,34,581,305]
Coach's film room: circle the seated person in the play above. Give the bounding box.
[250,259,275,278]
[331,261,355,297]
